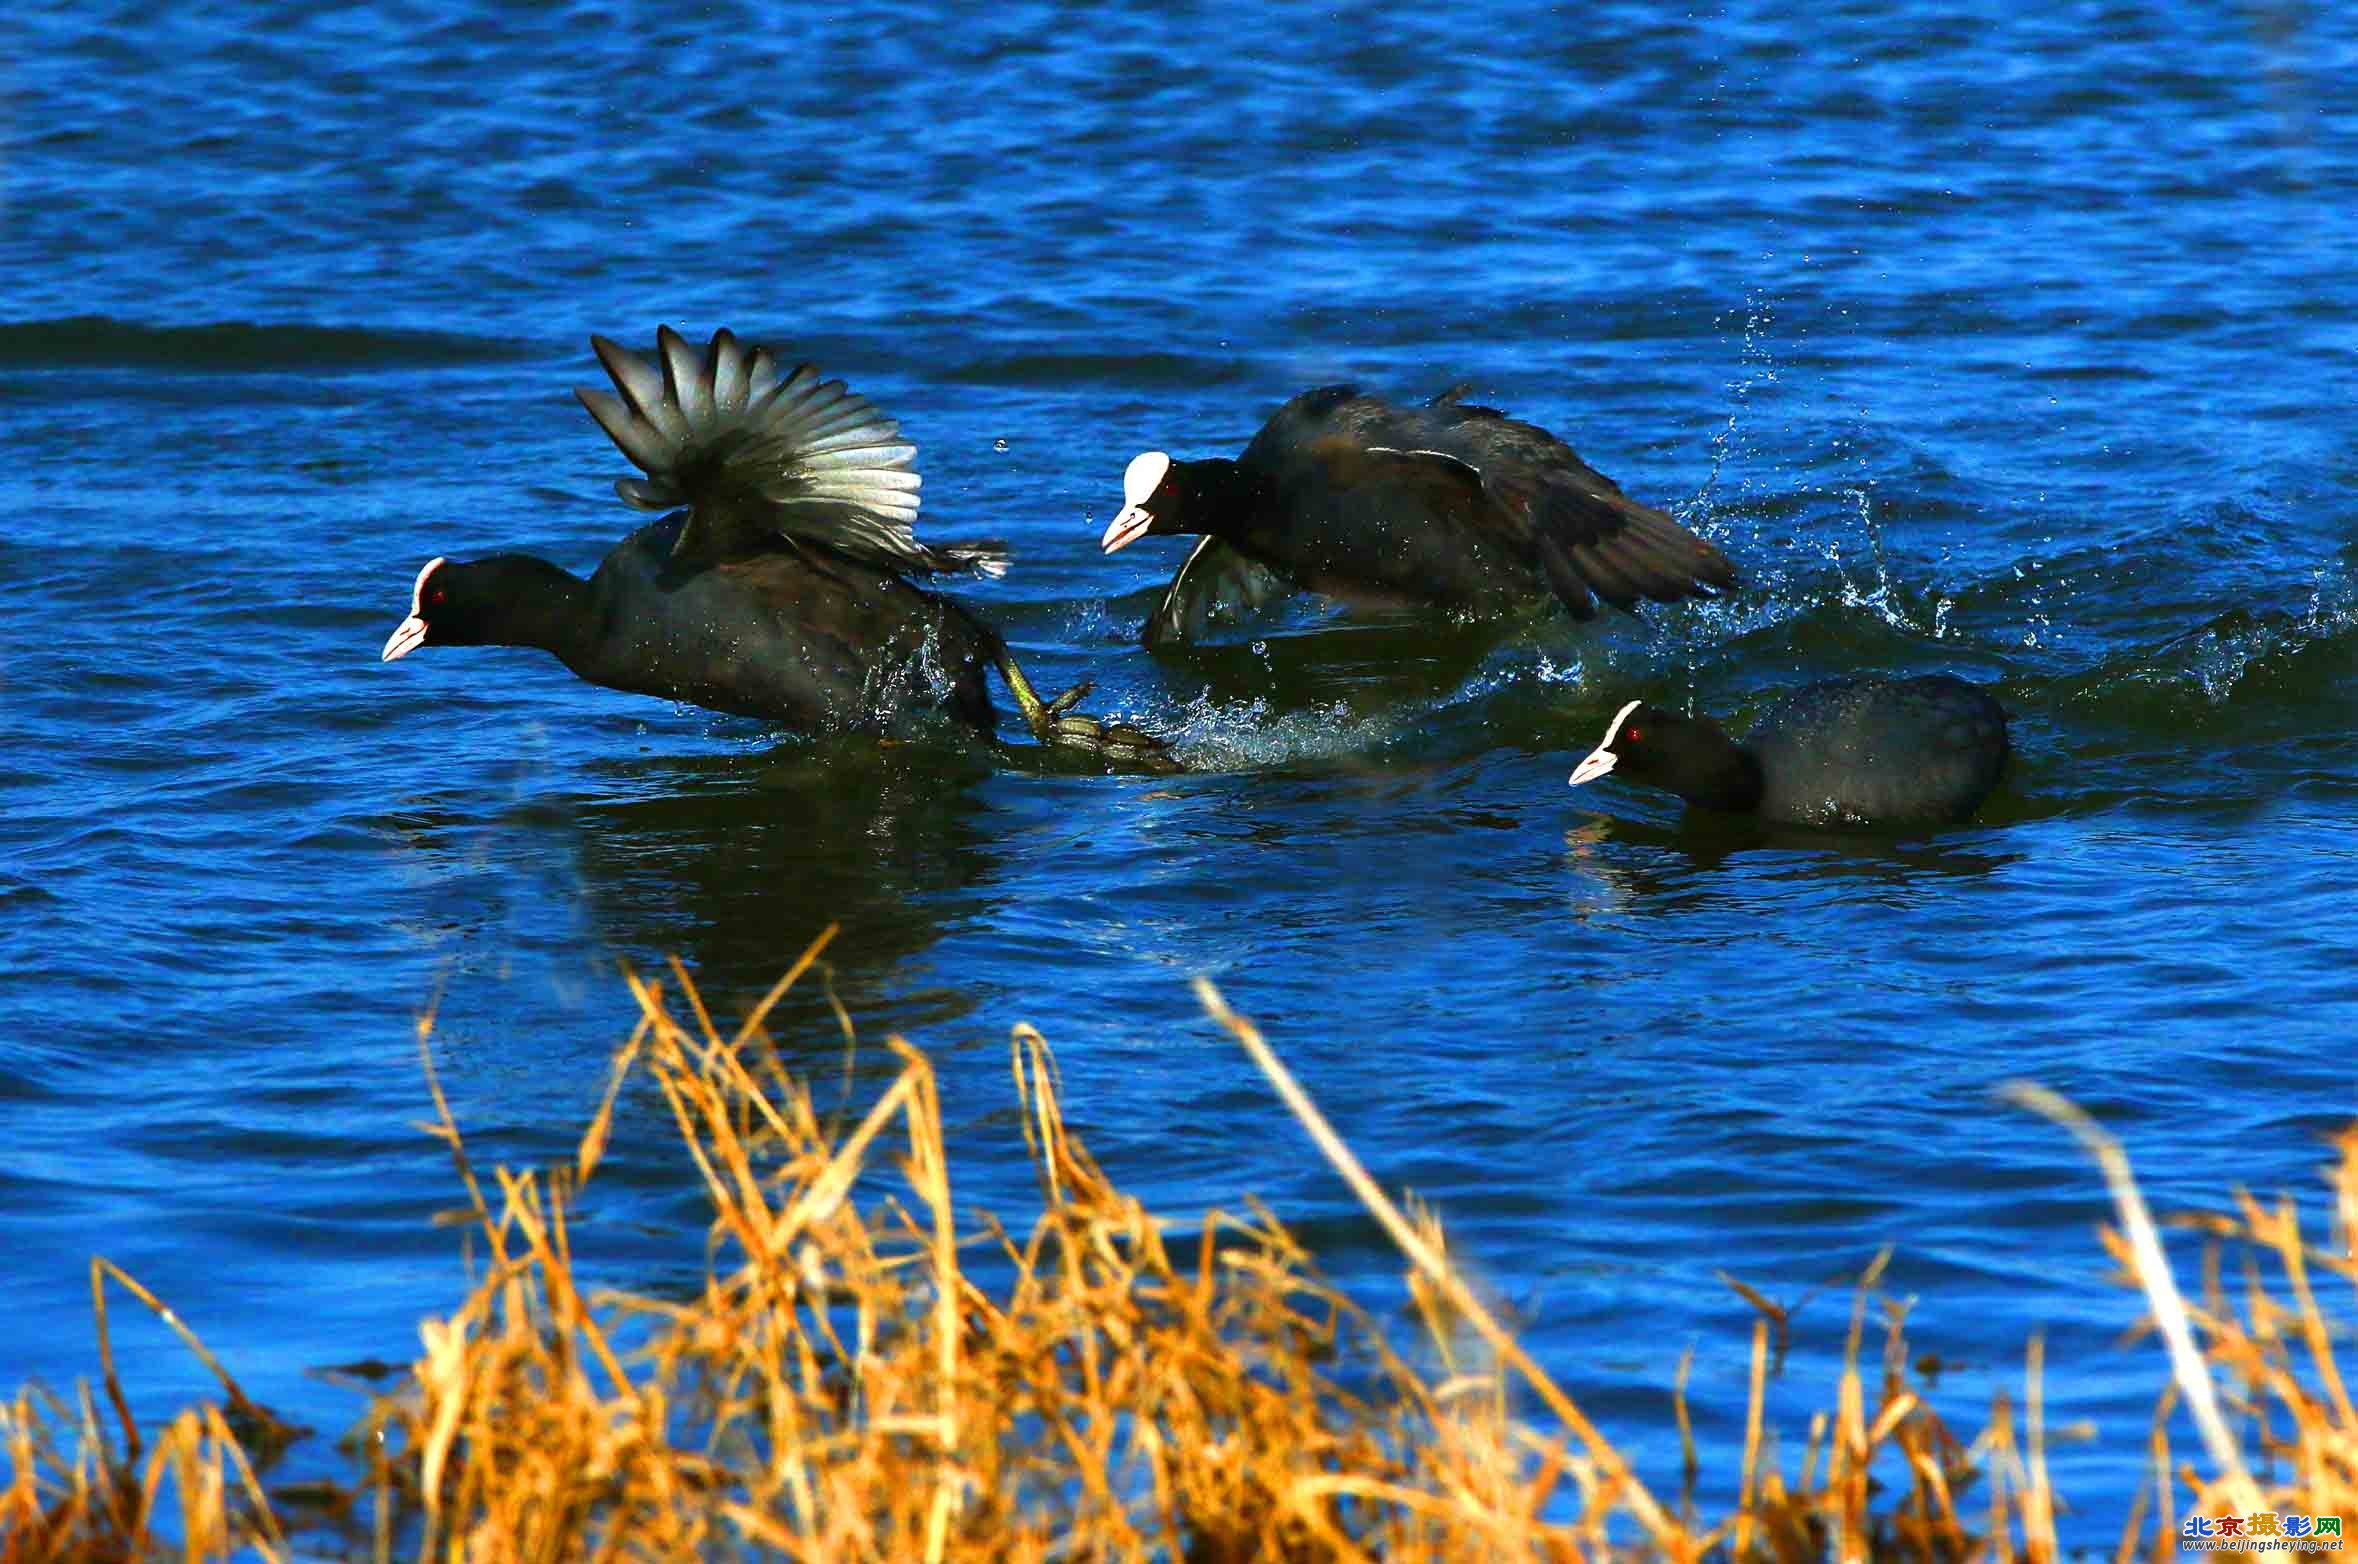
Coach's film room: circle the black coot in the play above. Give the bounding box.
[382,327,1175,770]
[1101,383,1737,645]
[1568,676,2011,827]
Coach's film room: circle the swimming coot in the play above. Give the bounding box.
[1567,676,2011,827]
[382,327,1177,771]
[1103,383,1738,645]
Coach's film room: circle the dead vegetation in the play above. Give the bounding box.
[2,933,2351,1560]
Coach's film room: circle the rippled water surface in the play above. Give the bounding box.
[6,0,2358,1538]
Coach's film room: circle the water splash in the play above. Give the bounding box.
[1528,651,1586,688]
[1056,596,1122,646]
[1162,689,1403,769]
[853,619,961,730]
[2073,558,2358,719]
[1690,293,1780,529]
[2176,563,2356,703]
[2003,549,2059,650]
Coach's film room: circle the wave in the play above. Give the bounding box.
[0,315,525,372]
[2057,588,2358,726]
[937,350,1251,390]
[1095,533,2356,791]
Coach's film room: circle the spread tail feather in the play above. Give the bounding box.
[575,326,999,577]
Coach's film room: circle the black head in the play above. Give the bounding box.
[1568,699,1758,810]
[380,555,549,660]
[1101,448,1269,555]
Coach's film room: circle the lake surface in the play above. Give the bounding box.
[5,0,2356,1539]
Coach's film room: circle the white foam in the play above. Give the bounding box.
[1163,691,1399,770]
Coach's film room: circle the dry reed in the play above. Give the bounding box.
[3,939,2348,1560]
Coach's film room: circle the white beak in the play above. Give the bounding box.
[382,616,428,662]
[1101,506,1155,554]
[1568,745,1618,787]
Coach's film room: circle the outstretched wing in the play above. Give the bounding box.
[1391,398,1736,621]
[1141,537,1296,647]
[574,326,1007,577]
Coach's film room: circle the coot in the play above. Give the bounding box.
[383,327,1176,771]
[1568,676,2010,827]
[1103,383,1737,645]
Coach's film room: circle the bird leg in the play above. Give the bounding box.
[995,652,1185,774]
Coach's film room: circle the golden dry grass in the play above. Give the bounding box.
[2,935,2350,1560]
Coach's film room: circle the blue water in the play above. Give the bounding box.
[6,0,2357,1539]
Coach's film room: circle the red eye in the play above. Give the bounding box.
[1626,728,1643,742]
[429,589,447,607]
